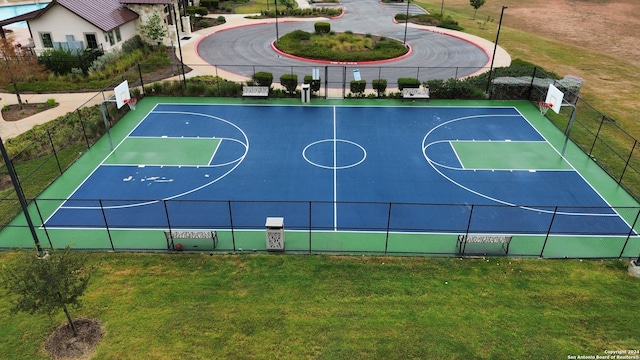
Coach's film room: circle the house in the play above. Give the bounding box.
[0,0,188,54]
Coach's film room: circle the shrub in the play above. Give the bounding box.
[216,16,226,23]
[187,6,209,17]
[350,80,366,96]
[46,98,56,107]
[200,0,219,9]
[197,19,211,28]
[314,22,331,34]
[252,71,274,87]
[372,78,387,96]
[303,75,321,93]
[122,35,144,54]
[279,73,298,95]
[397,77,421,90]
[2,104,10,111]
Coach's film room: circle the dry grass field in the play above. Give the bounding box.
[419,0,640,136]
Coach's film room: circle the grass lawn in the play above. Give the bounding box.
[1,252,637,359]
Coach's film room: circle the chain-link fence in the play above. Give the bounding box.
[1,63,639,257]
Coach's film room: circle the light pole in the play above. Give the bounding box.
[171,3,187,90]
[485,5,507,97]
[0,137,45,256]
[403,0,410,45]
[274,0,279,42]
[440,0,444,17]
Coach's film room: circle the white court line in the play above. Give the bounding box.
[422,113,619,218]
[449,141,464,169]
[333,106,338,231]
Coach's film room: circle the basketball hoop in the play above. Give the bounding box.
[539,101,552,115]
[124,98,137,111]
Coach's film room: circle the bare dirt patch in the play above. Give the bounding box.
[1,102,59,122]
[44,318,103,360]
[505,0,640,66]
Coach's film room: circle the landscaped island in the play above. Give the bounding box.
[275,25,408,62]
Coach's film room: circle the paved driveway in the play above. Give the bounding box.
[197,0,491,86]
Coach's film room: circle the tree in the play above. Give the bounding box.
[1,247,93,337]
[470,0,486,20]
[0,34,46,109]
[140,11,168,46]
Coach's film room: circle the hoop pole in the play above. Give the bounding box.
[561,103,577,156]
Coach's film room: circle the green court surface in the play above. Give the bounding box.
[1,97,639,259]
[104,137,220,166]
[453,141,573,170]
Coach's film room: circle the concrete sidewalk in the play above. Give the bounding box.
[0,91,110,139]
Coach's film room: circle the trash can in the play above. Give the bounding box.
[301,84,310,103]
[265,217,285,251]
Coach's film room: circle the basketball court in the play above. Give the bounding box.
[1,85,639,258]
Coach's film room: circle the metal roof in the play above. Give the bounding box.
[56,0,139,32]
[0,0,141,32]
[120,0,173,4]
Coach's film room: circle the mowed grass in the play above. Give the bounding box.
[1,252,638,359]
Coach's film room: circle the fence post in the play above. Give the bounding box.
[619,208,640,258]
[98,199,115,251]
[228,200,236,251]
[163,199,174,250]
[462,205,475,254]
[32,199,53,249]
[46,129,62,174]
[138,63,145,96]
[342,66,346,98]
[589,115,606,156]
[385,202,392,254]
[619,140,637,184]
[77,109,91,149]
[527,67,538,101]
[324,66,328,99]
[309,201,312,254]
[540,206,558,258]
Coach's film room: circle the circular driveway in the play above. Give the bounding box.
[197,0,491,83]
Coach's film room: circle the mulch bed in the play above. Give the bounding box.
[44,318,104,359]
[1,102,59,122]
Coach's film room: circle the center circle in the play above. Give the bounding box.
[303,139,367,170]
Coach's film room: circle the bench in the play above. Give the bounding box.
[457,235,512,256]
[242,86,269,99]
[402,86,430,101]
[164,230,218,251]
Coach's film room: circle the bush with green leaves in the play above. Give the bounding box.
[350,80,367,96]
[122,35,144,54]
[200,0,219,9]
[372,78,387,96]
[187,6,209,17]
[303,75,321,93]
[252,71,274,87]
[38,48,103,76]
[397,78,421,90]
[314,22,331,34]
[279,73,298,95]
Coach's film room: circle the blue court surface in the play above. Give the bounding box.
[43,104,634,236]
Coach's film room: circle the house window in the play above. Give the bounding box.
[85,33,98,49]
[40,33,53,48]
[115,28,121,42]
[107,31,115,46]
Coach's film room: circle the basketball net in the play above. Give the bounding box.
[124,98,137,111]
[539,101,552,115]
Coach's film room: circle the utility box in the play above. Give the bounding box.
[265,217,285,251]
[301,84,310,103]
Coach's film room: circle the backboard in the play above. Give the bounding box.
[545,84,564,114]
[114,80,131,109]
